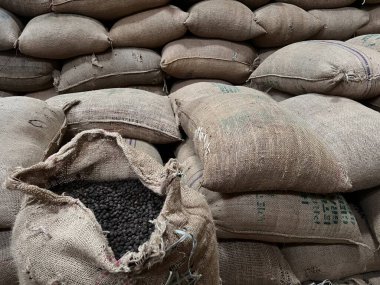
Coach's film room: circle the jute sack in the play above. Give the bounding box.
[257,48,280,63]
[309,8,369,40]
[51,0,170,21]
[267,89,293,102]
[0,52,56,92]
[56,48,163,94]
[250,40,380,99]
[347,34,380,52]
[18,13,110,60]
[110,6,188,49]
[176,83,350,193]
[369,96,380,112]
[219,241,300,285]
[274,0,355,9]
[6,130,219,285]
[46,88,182,144]
[161,38,257,84]
[0,8,23,51]
[0,97,67,228]
[171,79,231,93]
[129,85,167,96]
[185,0,265,41]
[281,94,380,190]
[282,205,380,282]
[252,3,323,48]
[0,230,17,285]
[27,88,58,101]
[359,187,380,245]
[0,0,50,17]
[357,6,380,35]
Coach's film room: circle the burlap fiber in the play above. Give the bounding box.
[0,8,23,51]
[0,230,18,285]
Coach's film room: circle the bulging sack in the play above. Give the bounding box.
[176,83,351,193]
[347,34,380,52]
[281,94,380,191]
[0,231,17,285]
[161,38,257,84]
[18,13,110,59]
[357,6,380,35]
[0,97,67,228]
[250,40,380,100]
[0,0,50,17]
[46,88,182,144]
[7,130,219,285]
[56,48,164,94]
[0,8,23,51]
[110,6,188,49]
[170,79,232,94]
[274,0,355,9]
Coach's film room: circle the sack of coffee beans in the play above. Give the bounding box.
[281,94,380,191]
[0,97,67,228]
[250,41,380,100]
[252,3,323,47]
[257,48,280,63]
[309,8,369,40]
[357,6,380,35]
[176,83,350,193]
[347,34,380,52]
[274,0,355,9]
[358,187,380,245]
[0,8,22,51]
[0,0,50,17]
[18,13,110,59]
[0,51,56,92]
[0,230,17,285]
[6,129,219,285]
[46,88,181,144]
[171,79,232,93]
[282,206,380,282]
[110,6,188,49]
[27,88,58,101]
[219,241,300,285]
[267,89,293,102]
[56,49,163,94]
[51,0,170,21]
[185,0,265,41]
[161,38,257,84]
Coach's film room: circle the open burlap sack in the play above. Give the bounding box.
[219,241,300,285]
[0,97,67,228]
[0,51,56,92]
[110,6,188,49]
[185,0,265,41]
[0,230,17,285]
[357,6,380,35]
[274,0,355,9]
[161,38,257,84]
[252,3,323,47]
[0,8,23,51]
[18,13,110,60]
[6,130,219,285]
[282,205,380,282]
[176,83,350,193]
[250,40,380,100]
[309,8,369,40]
[281,94,380,191]
[0,0,50,17]
[46,89,181,144]
[57,48,163,94]
[51,0,170,21]
[347,34,380,52]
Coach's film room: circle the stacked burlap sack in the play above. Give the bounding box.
[171,82,380,284]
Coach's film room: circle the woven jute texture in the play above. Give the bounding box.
[359,187,380,246]
[7,130,219,285]
[273,0,355,9]
[0,0,50,17]
[347,34,380,52]
[0,230,17,285]
[0,8,23,51]
[357,6,380,35]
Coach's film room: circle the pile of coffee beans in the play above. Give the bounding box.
[52,180,165,260]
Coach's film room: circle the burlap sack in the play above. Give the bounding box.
[171,79,231,94]
[0,0,50,17]
[110,6,187,49]
[250,40,380,99]
[257,48,280,63]
[219,241,300,285]
[46,88,182,144]
[252,3,323,47]
[51,0,171,21]
[26,88,58,101]
[347,34,380,52]
[369,96,380,112]
[309,8,369,40]
[281,94,380,191]
[357,6,380,35]
[267,89,293,102]
[129,85,167,96]
[282,205,380,282]
[0,97,67,228]
[7,129,219,285]
[359,187,380,246]
[185,0,265,41]
[0,230,17,285]
[274,0,355,9]
[161,38,257,84]
[0,52,55,92]
[18,13,110,60]
[57,48,163,94]
[0,8,23,51]
[176,83,350,193]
